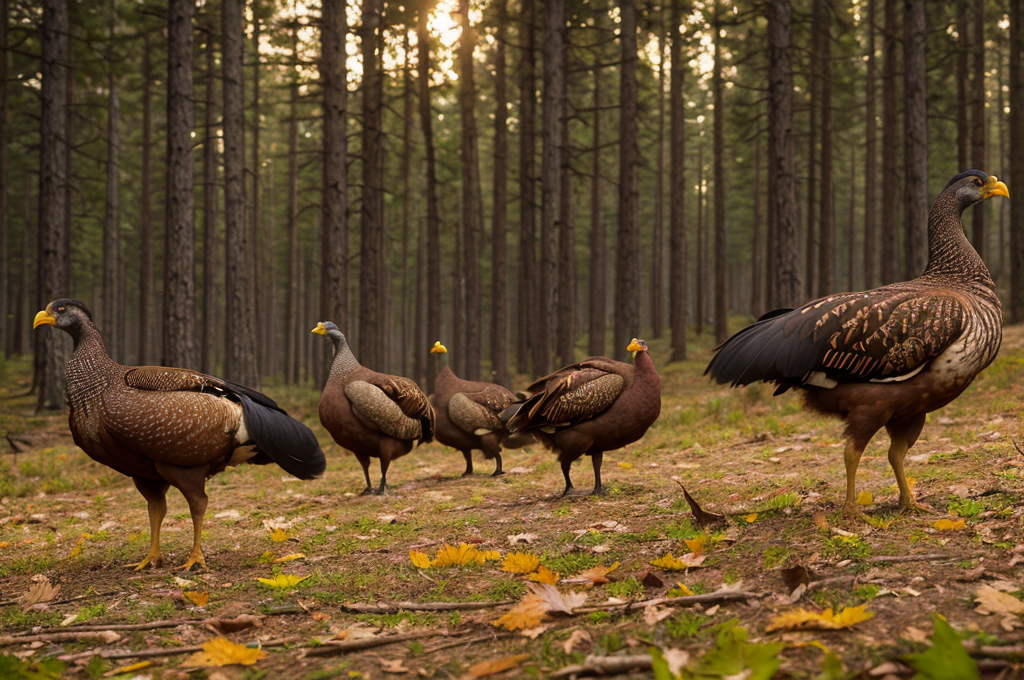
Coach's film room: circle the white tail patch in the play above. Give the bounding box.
[804,372,838,389]
[474,428,493,436]
[869,363,927,383]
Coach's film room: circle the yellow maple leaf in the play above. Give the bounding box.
[857,491,873,506]
[684,535,708,555]
[432,543,484,567]
[255,574,309,589]
[502,552,541,574]
[652,554,686,570]
[576,562,620,586]
[465,653,532,678]
[270,529,289,543]
[183,591,209,607]
[273,553,306,563]
[668,583,694,597]
[68,533,91,559]
[617,462,633,470]
[409,550,432,569]
[742,514,758,523]
[527,565,560,585]
[766,605,874,632]
[493,594,549,631]
[480,550,502,562]
[105,661,153,676]
[933,518,967,531]
[181,637,268,668]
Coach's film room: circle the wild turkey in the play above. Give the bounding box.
[706,170,1008,516]
[33,299,325,570]
[502,339,661,495]
[429,341,528,476]
[312,322,434,494]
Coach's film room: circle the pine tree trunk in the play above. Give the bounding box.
[957,2,969,171]
[222,0,258,386]
[863,0,877,289]
[321,0,348,383]
[556,50,574,367]
[880,0,899,283]
[668,0,687,361]
[137,35,153,366]
[401,32,414,379]
[816,0,834,297]
[712,4,727,344]
[103,73,121,360]
[651,21,665,340]
[11,173,31,356]
[903,0,928,277]
[0,0,7,358]
[805,0,819,299]
[286,30,300,385]
[847,145,856,289]
[539,0,563,371]
[767,0,801,306]
[201,18,217,374]
[37,0,71,410]
[419,5,443,392]
[615,0,639,360]
[491,0,509,386]
[970,0,986,260]
[696,138,705,336]
[516,0,537,378]
[360,0,386,371]
[458,0,482,380]
[751,137,762,315]
[251,3,268,378]
[1010,0,1024,324]
[589,59,606,358]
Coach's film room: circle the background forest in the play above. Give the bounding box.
[3,0,1024,406]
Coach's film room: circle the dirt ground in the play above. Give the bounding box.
[0,326,1023,679]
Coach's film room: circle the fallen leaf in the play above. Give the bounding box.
[464,653,531,678]
[932,519,967,531]
[380,657,410,674]
[183,590,209,607]
[904,614,979,680]
[617,462,633,469]
[652,553,706,570]
[766,604,874,632]
[103,661,153,677]
[174,576,196,588]
[519,623,551,639]
[20,579,60,607]
[409,550,432,569]
[527,565,559,585]
[433,543,487,567]
[667,583,693,597]
[507,533,539,545]
[311,611,331,621]
[331,623,379,641]
[493,594,548,631]
[270,529,289,542]
[644,603,674,625]
[684,535,708,556]
[680,486,726,527]
[562,629,591,655]
[273,553,306,563]
[212,614,262,633]
[480,550,502,562]
[527,582,587,614]
[742,513,758,523]
[501,552,541,574]
[975,585,1024,616]
[857,491,873,506]
[255,574,309,589]
[181,637,267,668]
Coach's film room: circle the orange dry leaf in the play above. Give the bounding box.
[502,552,541,574]
[765,604,875,632]
[684,535,708,555]
[527,565,560,585]
[575,562,620,586]
[433,543,486,567]
[464,653,532,678]
[493,594,549,631]
[181,637,268,668]
[933,519,967,531]
[409,550,432,569]
[652,553,706,570]
[183,591,209,607]
[742,514,758,523]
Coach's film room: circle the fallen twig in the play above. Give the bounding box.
[863,554,951,564]
[0,589,119,609]
[573,590,761,615]
[551,654,652,678]
[58,636,297,663]
[340,600,514,614]
[1013,438,1023,456]
[12,614,262,637]
[966,643,1024,661]
[676,482,726,528]
[0,630,122,647]
[421,631,511,655]
[303,630,450,658]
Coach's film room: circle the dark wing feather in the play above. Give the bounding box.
[706,287,967,388]
[506,366,625,433]
[124,366,283,412]
[366,374,436,442]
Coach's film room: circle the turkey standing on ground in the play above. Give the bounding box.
[705,170,1008,517]
[34,299,326,570]
[313,322,434,494]
[502,339,661,495]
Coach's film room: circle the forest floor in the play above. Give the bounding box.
[0,325,1023,680]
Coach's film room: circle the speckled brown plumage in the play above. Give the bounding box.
[314,322,435,494]
[502,340,661,495]
[429,345,523,476]
[706,170,1007,516]
[34,299,325,571]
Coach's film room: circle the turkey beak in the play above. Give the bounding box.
[311,323,327,335]
[33,309,56,329]
[430,341,448,355]
[626,339,643,353]
[983,176,1009,200]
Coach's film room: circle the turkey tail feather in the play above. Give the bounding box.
[239,395,326,479]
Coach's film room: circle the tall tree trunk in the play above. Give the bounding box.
[847,145,856,289]
[863,0,877,289]
[957,1,969,170]
[0,0,7,358]
[816,0,834,297]
[970,0,986,260]
[418,3,442,392]
[880,0,899,283]
[805,0,819,298]
[103,72,121,359]
[767,0,800,306]
[321,0,348,382]
[998,38,1008,279]
[138,34,153,367]
[201,18,217,374]
[539,0,563,371]
[222,0,258,386]
[751,137,762,315]
[164,0,197,370]
[13,172,31,356]
[286,29,300,385]
[712,4,727,344]
[696,137,705,335]
[1010,0,1024,324]
[360,0,387,371]
[37,0,71,410]
[651,21,665,340]
[458,0,481,380]
[668,0,687,361]
[401,32,414,379]
[556,48,574,367]
[615,0,639,360]
[903,0,928,277]
[491,0,509,385]
[588,59,606,358]
[516,0,537,378]
[251,1,266,377]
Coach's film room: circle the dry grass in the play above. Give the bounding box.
[0,325,1022,678]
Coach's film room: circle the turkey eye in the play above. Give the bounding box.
[58,306,65,312]
[975,179,983,187]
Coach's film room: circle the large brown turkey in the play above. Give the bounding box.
[33,299,325,570]
[313,322,434,494]
[706,170,1008,517]
[502,339,661,495]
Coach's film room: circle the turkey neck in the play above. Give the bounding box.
[65,320,118,410]
[922,190,996,294]
[328,336,360,380]
[633,350,657,381]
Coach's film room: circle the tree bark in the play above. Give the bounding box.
[847,145,856,289]
[458,0,482,380]
[805,0,819,299]
[751,137,762,315]
[491,0,509,385]
[251,1,266,377]
[401,31,414,379]
[37,0,71,410]
[164,0,198,370]
[0,0,7,358]
[1010,0,1024,323]
[767,0,800,306]
[816,0,834,297]
[13,172,31,356]
[201,18,217,374]
[103,72,121,360]
[863,0,877,289]
[222,0,258,386]
[418,2,442,392]
[589,56,606,358]
[880,0,899,283]
[516,0,537,377]
[669,0,687,361]
[539,0,563,371]
[651,20,665,340]
[138,34,154,367]
[696,137,705,335]
[286,29,300,385]
[957,1,969,171]
[615,0,639,360]
[903,0,927,277]
[712,3,727,344]
[556,44,574,367]
[970,0,986,260]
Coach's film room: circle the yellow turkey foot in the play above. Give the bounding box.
[841,503,867,522]
[126,549,163,570]
[175,548,206,572]
[898,498,937,515]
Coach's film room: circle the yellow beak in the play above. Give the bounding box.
[626,339,643,353]
[311,322,327,335]
[983,176,1009,200]
[33,309,56,329]
[430,341,448,355]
